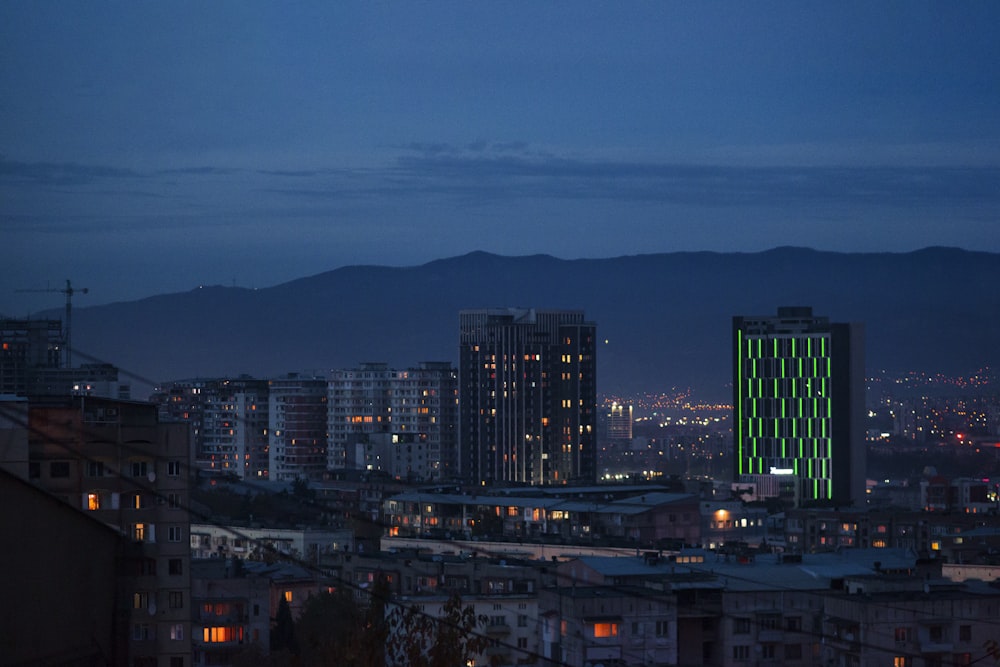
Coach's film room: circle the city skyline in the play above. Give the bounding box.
[3,3,1000,315]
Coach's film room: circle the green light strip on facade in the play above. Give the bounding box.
[737,330,743,476]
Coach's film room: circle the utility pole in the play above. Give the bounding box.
[15,280,89,368]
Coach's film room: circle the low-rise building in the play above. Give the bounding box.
[190,523,354,563]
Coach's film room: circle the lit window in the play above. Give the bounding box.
[170,624,184,640]
[133,523,147,542]
[284,590,293,603]
[202,626,243,643]
[87,493,101,510]
[593,623,618,638]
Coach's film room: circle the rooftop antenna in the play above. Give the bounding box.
[14,279,89,368]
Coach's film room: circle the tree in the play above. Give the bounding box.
[293,577,390,667]
[386,592,496,667]
[271,596,297,656]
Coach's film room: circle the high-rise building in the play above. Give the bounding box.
[327,362,458,481]
[201,377,270,480]
[459,308,597,486]
[268,374,328,481]
[732,307,865,507]
[607,402,633,441]
[0,319,63,395]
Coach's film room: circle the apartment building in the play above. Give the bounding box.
[28,396,192,667]
[327,361,458,481]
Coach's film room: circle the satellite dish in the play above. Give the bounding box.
[147,471,156,482]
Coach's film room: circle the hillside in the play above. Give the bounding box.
[71,247,999,400]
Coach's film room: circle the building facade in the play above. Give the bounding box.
[607,401,634,441]
[268,374,328,481]
[327,362,458,481]
[27,396,193,667]
[459,308,597,486]
[200,377,270,480]
[733,306,865,507]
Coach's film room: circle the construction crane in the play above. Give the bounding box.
[15,279,89,368]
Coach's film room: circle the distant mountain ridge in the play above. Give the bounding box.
[71,247,999,401]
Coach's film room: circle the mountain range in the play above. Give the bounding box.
[68,247,999,401]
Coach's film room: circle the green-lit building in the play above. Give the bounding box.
[733,307,865,508]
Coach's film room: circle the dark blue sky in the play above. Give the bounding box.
[2,2,999,315]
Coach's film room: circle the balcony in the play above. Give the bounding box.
[485,623,511,635]
[920,641,954,654]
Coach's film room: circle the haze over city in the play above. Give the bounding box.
[3,3,1000,316]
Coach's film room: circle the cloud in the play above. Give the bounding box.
[0,156,143,186]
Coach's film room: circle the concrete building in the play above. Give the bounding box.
[327,361,458,481]
[733,306,866,507]
[0,467,127,666]
[200,377,270,480]
[27,396,193,667]
[190,558,272,667]
[459,308,597,486]
[0,395,28,479]
[546,548,931,667]
[268,374,328,481]
[383,487,700,546]
[0,318,63,396]
[190,523,354,563]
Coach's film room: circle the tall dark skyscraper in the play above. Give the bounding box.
[733,307,865,507]
[460,308,597,486]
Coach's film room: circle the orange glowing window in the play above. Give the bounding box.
[87,493,100,510]
[593,623,618,638]
[202,626,243,643]
[284,590,293,603]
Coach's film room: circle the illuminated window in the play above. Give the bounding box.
[284,590,293,603]
[593,623,618,638]
[170,624,184,640]
[133,592,149,609]
[133,523,147,542]
[132,493,145,509]
[202,626,243,643]
[87,492,101,510]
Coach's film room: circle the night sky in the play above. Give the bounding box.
[2,3,999,315]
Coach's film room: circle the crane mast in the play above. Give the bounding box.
[14,279,89,368]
